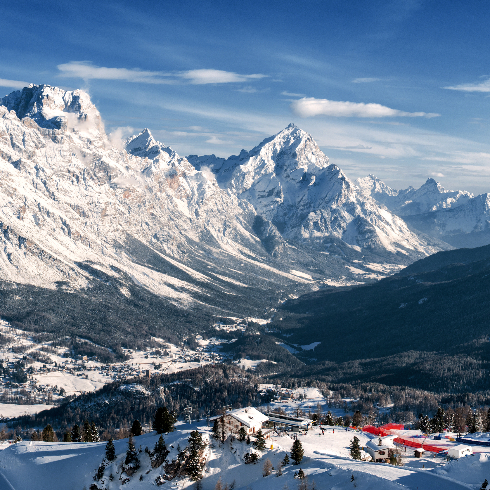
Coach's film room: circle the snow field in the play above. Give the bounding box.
[0,422,483,489]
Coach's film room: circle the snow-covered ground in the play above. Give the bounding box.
[0,421,485,489]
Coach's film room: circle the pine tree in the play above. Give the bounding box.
[418,414,430,434]
[131,419,143,436]
[253,429,266,451]
[238,427,247,442]
[153,407,176,434]
[350,436,361,460]
[71,424,82,442]
[186,430,207,481]
[352,410,363,428]
[336,416,344,426]
[276,461,283,476]
[152,435,170,467]
[290,439,304,465]
[432,407,445,433]
[63,431,72,442]
[82,420,92,442]
[212,418,220,440]
[42,424,55,442]
[296,468,305,479]
[105,438,116,461]
[282,453,290,466]
[91,423,99,442]
[485,408,490,432]
[325,411,334,426]
[124,434,140,471]
[480,478,488,490]
[468,412,478,434]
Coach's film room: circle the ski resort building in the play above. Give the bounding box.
[221,407,269,435]
[267,412,311,431]
[447,445,473,459]
[365,436,397,462]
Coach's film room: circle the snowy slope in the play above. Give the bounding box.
[0,424,483,489]
[189,125,437,257]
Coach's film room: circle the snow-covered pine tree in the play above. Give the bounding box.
[432,407,445,433]
[282,453,290,466]
[90,422,99,442]
[253,429,266,451]
[186,430,207,481]
[325,411,334,426]
[124,434,140,473]
[105,438,116,461]
[152,435,170,467]
[290,439,304,465]
[349,436,361,460]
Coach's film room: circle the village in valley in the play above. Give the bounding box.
[0,319,229,418]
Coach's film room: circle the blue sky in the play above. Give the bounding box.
[2,0,490,193]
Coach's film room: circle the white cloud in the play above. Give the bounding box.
[352,78,382,83]
[444,78,490,92]
[180,69,266,85]
[281,91,306,97]
[291,97,440,118]
[0,78,30,89]
[430,171,445,178]
[57,62,266,86]
[108,126,135,150]
[58,62,173,84]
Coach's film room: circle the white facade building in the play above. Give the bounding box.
[221,407,269,435]
[447,445,473,459]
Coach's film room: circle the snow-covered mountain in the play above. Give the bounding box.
[188,124,436,256]
[0,84,445,347]
[357,175,490,248]
[357,175,473,216]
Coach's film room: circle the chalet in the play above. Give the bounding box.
[221,407,269,436]
[365,436,396,463]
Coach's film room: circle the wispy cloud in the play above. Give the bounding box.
[444,78,490,92]
[281,91,305,97]
[180,69,266,84]
[291,97,440,118]
[0,78,30,89]
[352,78,382,83]
[58,62,173,84]
[57,62,266,86]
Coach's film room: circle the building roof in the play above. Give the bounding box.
[227,407,269,428]
[366,440,392,452]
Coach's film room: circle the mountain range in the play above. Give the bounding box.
[0,84,487,354]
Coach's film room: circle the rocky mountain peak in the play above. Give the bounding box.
[0,84,103,134]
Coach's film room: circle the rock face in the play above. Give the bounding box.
[0,85,444,346]
[189,124,435,256]
[357,175,490,248]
